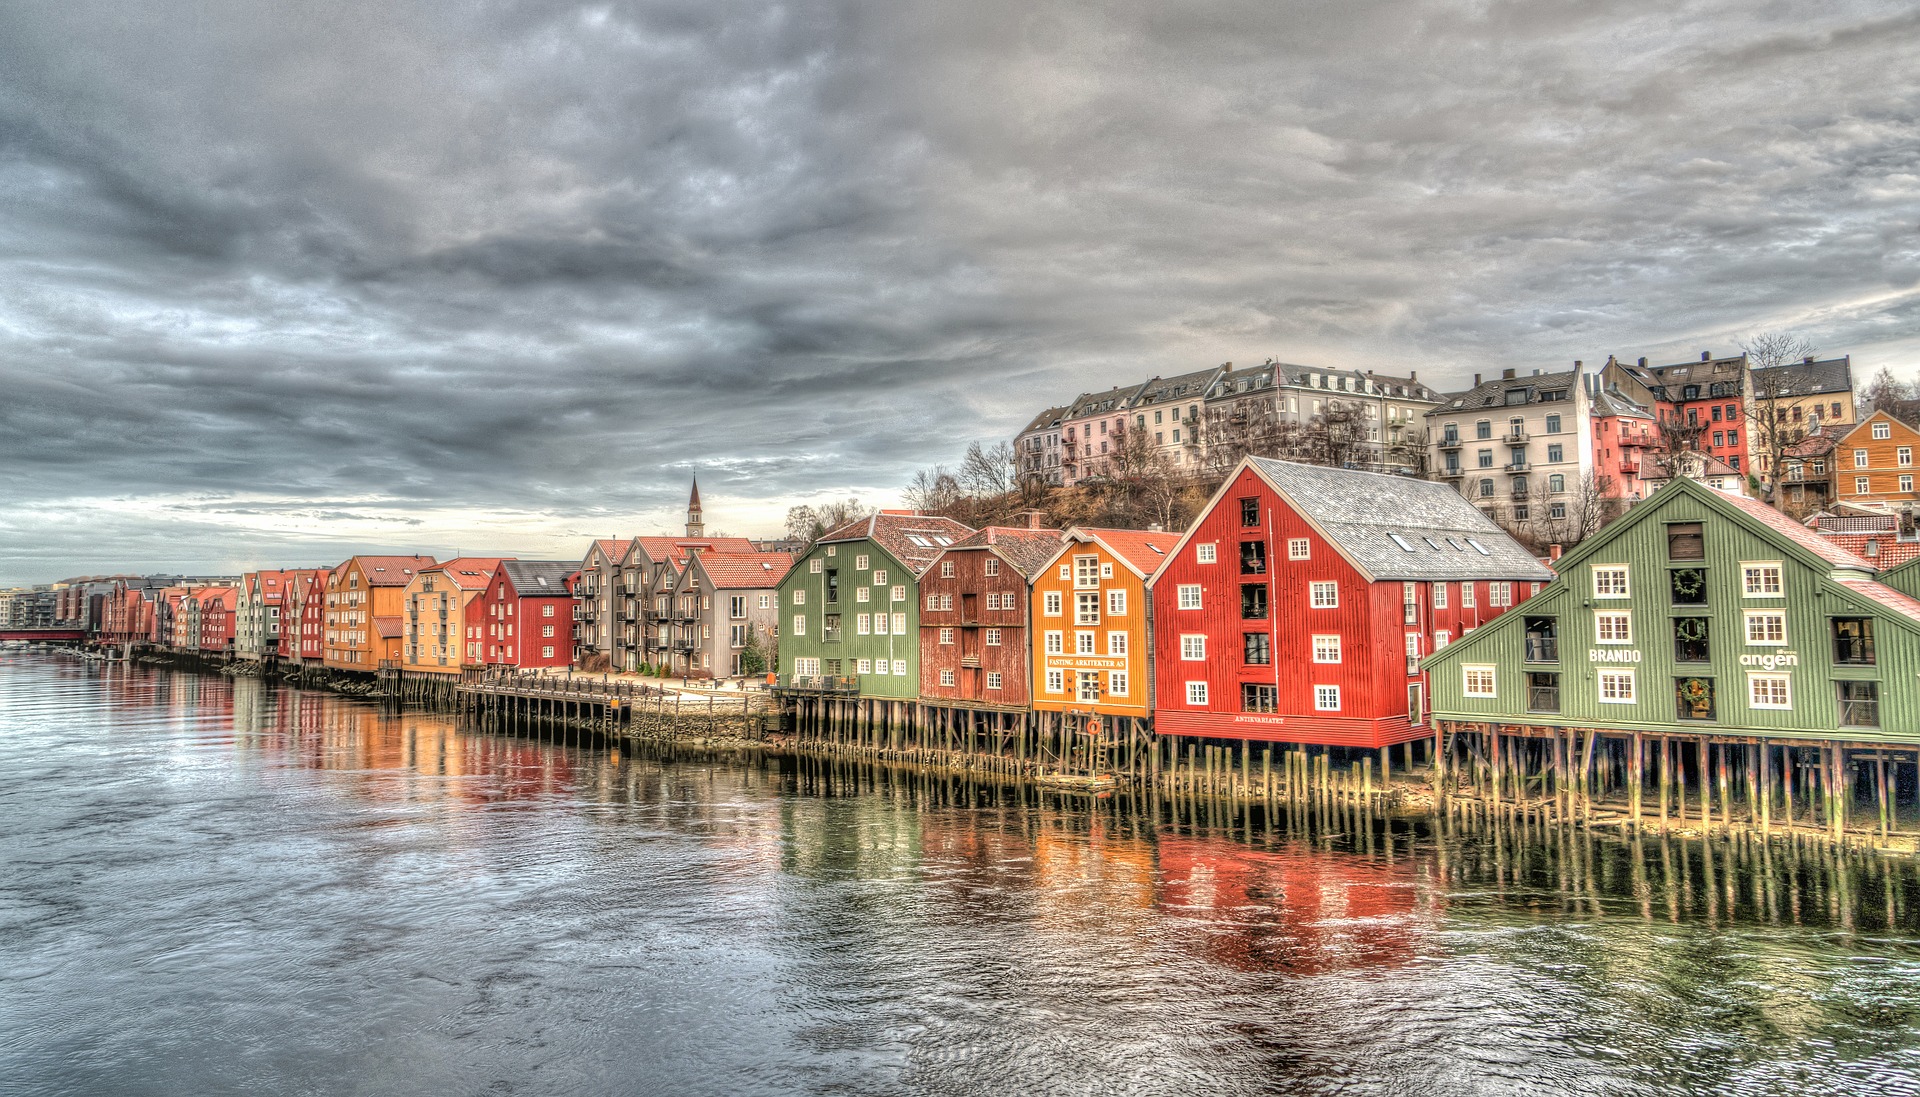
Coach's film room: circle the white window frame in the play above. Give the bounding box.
[793,589,805,605]
[1177,584,1202,609]
[1045,668,1065,693]
[891,614,905,634]
[1075,592,1100,625]
[1314,684,1340,711]
[1874,422,1892,440]
[1433,583,1448,609]
[856,658,872,674]
[1185,681,1208,705]
[1742,562,1783,597]
[940,669,956,686]
[1748,673,1791,709]
[1106,589,1126,616]
[1598,669,1636,704]
[1309,581,1338,608]
[1107,670,1128,697]
[1044,591,1063,617]
[1287,538,1310,560]
[792,614,806,636]
[1461,583,1476,608]
[1196,543,1217,564]
[1592,566,1629,598]
[1076,631,1096,655]
[1594,611,1632,645]
[1311,634,1341,663]
[1181,634,1206,660]
[1744,611,1787,646]
[1044,630,1064,654]
[891,659,906,676]
[985,628,1001,646]
[1107,631,1127,655]
[986,671,1002,690]
[1462,665,1496,698]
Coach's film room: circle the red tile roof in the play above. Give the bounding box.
[629,535,759,565]
[424,557,510,590]
[1076,528,1181,577]
[690,552,794,589]
[1835,577,1920,628]
[354,556,439,587]
[1814,533,1920,569]
[1720,494,1876,571]
[374,616,403,638]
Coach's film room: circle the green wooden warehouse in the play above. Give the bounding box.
[1424,476,1920,842]
[774,511,975,727]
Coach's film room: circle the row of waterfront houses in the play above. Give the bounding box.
[1017,350,1892,521]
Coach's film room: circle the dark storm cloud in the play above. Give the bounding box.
[4,0,1920,582]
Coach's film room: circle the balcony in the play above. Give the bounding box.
[1620,458,1641,476]
[1524,637,1558,662]
[1619,434,1650,448]
[1438,437,1463,451]
[773,674,861,694]
[1504,429,1530,444]
[1441,466,1465,479]
[1504,460,1530,473]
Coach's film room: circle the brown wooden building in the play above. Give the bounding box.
[917,525,1063,709]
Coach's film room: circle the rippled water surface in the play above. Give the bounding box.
[6,656,1920,1096]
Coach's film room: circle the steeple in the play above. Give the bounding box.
[685,477,704,537]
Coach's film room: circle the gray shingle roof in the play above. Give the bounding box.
[1752,355,1852,397]
[500,560,577,594]
[1247,458,1554,582]
[1430,369,1578,413]
[818,512,978,576]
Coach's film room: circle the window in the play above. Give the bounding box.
[1875,421,1892,439]
[1288,538,1310,560]
[1240,498,1260,526]
[1181,635,1206,660]
[1241,541,1267,575]
[1545,414,1561,433]
[856,587,871,604]
[810,559,822,574]
[1462,665,1496,697]
[1406,632,1422,673]
[1749,674,1791,709]
[891,614,905,634]
[870,612,887,636]
[1479,479,1493,497]
[1186,681,1208,705]
[1838,681,1880,727]
[1857,476,1871,494]
[1044,591,1062,617]
[1593,566,1629,598]
[1856,449,1870,468]
[1312,634,1341,663]
[1075,592,1100,624]
[855,658,871,674]
[872,570,887,586]
[1314,685,1341,711]
[1177,584,1202,609]
[1667,522,1705,560]
[794,657,820,677]
[1527,671,1559,713]
[1241,584,1268,620]
[1074,556,1100,589]
[1245,632,1270,664]
[891,586,905,602]
[1548,474,1565,493]
[1461,583,1475,608]
[891,659,906,675]
[1433,583,1448,609]
[1547,444,1563,462]
[1595,612,1632,644]
[1673,617,1710,662]
[1310,581,1338,608]
[986,628,1002,646]
[1713,431,1724,448]
[792,614,806,636]
[939,627,954,645]
[1744,611,1786,645]
[1833,618,1876,665]
[1046,668,1065,693]
[1044,630,1063,654]
[1598,670,1636,704]
[1107,590,1126,616]
[940,669,956,686]
[1107,670,1128,696]
[1197,543,1217,564]
[1742,563,1783,597]
[1076,631,1096,654]
[793,589,806,605]
[1243,683,1277,713]
[1489,582,1512,607]
[1675,677,1716,721]
[940,561,954,578]
[759,594,772,610]
[984,559,999,577]
[1476,419,1491,439]
[1905,476,1915,493]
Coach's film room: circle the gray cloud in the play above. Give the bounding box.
[3,0,1919,583]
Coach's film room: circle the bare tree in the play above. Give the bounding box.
[958,441,1018,498]
[1862,366,1920,425]
[1739,331,1819,503]
[1300,400,1373,469]
[1649,410,1711,481]
[1524,471,1622,550]
[903,466,965,518]
[784,498,873,549]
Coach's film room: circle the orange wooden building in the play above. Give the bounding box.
[1028,527,1179,736]
[323,555,437,671]
[1834,410,1920,511]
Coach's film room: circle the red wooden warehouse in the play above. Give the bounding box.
[1149,457,1553,749]
[917,525,1063,708]
[481,561,579,669]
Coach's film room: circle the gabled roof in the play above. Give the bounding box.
[1837,410,1920,447]
[1813,533,1920,569]
[1132,365,1226,408]
[1431,370,1578,413]
[1221,458,1551,582]
[498,560,578,595]
[352,556,438,586]
[687,551,794,589]
[817,512,978,576]
[1833,576,1920,628]
[1717,491,1877,571]
[421,557,510,591]
[940,527,1065,579]
[1045,526,1181,580]
[1551,477,1878,580]
[583,538,627,565]
[1753,355,1852,398]
[373,616,403,638]
[627,535,759,567]
[1019,405,1070,435]
[1065,383,1148,420]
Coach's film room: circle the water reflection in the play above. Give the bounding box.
[8,656,1920,1096]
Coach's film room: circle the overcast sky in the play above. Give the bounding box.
[5,0,1919,584]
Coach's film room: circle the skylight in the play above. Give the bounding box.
[1466,538,1491,556]
[1388,533,1415,552]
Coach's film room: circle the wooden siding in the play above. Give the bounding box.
[479,568,573,669]
[1028,538,1154,719]
[1426,479,1920,744]
[920,547,1035,707]
[777,538,923,700]
[1152,464,1539,748]
[1834,411,1920,508]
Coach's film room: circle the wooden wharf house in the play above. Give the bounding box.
[916,523,1063,713]
[401,558,506,676]
[1425,475,1920,844]
[322,556,437,673]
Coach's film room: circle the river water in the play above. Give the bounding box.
[5,656,1920,1096]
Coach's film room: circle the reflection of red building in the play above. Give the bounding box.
[198,587,239,654]
[1155,835,1435,974]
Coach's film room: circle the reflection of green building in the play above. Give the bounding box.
[1426,477,1919,743]
[775,512,974,701]
[777,796,924,881]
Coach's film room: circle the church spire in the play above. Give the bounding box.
[685,477,705,537]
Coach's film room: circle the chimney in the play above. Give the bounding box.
[1474,373,1482,386]
[1548,544,1564,561]
[1020,509,1045,530]
[1502,368,1516,380]
[1701,351,1711,361]
[1638,357,1647,367]
[1148,523,1164,533]
[1222,361,1233,372]
[1532,369,1541,376]
[1804,356,1815,364]
[1574,360,1582,369]
[1409,370,1417,381]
